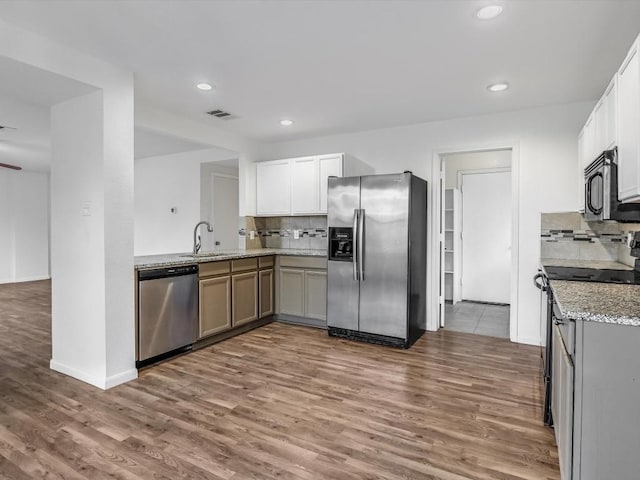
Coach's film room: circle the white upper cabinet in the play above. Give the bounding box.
[583,113,596,165]
[256,153,345,216]
[618,37,640,202]
[318,154,343,213]
[256,159,291,216]
[291,156,319,214]
[577,129,586,212]
[603,76,618,150]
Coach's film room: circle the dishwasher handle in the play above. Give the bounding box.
[138,265,198,281]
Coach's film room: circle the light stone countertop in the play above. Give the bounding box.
[135,248,327,270]
[543,268,640,327]
[540,258,634,270]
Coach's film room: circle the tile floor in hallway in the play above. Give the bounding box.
[444,300,510,338]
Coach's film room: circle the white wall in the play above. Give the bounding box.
[254,101,593,345]
[134,148,238,255]
[0,169,50,283]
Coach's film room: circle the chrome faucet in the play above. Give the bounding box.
[193,221,214,254]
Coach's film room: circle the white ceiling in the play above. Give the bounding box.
[1,1,640,143]
[134,127,215,160]
[0,56,233,170]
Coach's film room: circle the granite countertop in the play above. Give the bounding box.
[544,270,640,328]
[540,258,634,270]
[135,248,327,269]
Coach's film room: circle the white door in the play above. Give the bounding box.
[461,170,511,304]
[211,174,238,249]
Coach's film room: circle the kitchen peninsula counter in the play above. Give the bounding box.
[135,248,327,270]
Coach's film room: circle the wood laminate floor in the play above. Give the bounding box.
[0,280,559,480]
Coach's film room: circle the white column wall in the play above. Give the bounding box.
[50,91,107,384]
[102,84,135,383]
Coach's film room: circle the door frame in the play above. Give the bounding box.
[429,144,520,343]
[457,167,512,305]
[210,172,239,249]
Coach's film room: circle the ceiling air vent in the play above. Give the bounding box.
[206,109,237,120]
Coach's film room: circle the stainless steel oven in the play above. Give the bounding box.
[584,148,640,222]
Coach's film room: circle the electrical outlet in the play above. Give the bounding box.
[293,229,300,240]
[250,230,255,240]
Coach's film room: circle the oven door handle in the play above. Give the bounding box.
[534,272,547,291]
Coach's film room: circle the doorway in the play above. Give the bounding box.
[210,173,239,249]
[439,149,513,339]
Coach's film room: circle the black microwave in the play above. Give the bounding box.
[584,148,640,222]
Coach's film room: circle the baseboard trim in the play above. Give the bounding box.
[104,368,138,389]
[0,275,50,285]
[516,335,540,346]
[275,314,327,329]
[50,359,137,390]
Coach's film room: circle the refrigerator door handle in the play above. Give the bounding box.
[358,209,365,281]
[352,208,359,281]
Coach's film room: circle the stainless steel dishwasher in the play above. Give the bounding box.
[137,265,198,366]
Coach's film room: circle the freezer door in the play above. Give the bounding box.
[358,173,410,338]
[327,176,360,330]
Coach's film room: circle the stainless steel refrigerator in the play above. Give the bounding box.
[326,172,427,348]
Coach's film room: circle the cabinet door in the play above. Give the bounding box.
[318,154,343,213]
[256,160,291,215]
[199,276,231,338]
[594,99,606,155]
[232,271,258,327]
[618,42,640,202]
[552,325,574,480]
[604,76,617,150]
[279,268,305,316]
[291,157,319,214]
[578,130,586,213]
[259,268,274,318]
[583,114,596,166]
[304,271,327,320]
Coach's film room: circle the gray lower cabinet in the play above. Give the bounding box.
[304,270,327,320]
[280,268,305,316]
[552,318,640,480]
[276,256,328,327]
[198,256,274,340]
[259,268,274,318]
[198,260,232,339]
[552,325,574,480]
[231,271,258,327]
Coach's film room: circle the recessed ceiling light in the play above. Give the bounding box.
[196,83,213,91]
[280,119,293,126]
[476,5,503,20]
[487,82,509,92]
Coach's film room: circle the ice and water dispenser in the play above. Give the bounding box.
[328,227,353,261]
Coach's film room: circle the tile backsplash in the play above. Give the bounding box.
[243,216,328,251]
[540,212,640,266]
